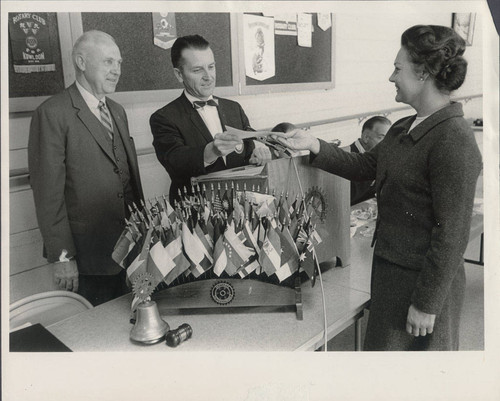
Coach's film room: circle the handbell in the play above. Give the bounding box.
[130,300,169,345]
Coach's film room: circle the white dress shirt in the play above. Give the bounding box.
[184,91,226,166]
[75,80,113,130]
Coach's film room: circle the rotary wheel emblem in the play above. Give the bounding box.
[211,281,235,305]
[304,186,328,224]
[132,272,156,302]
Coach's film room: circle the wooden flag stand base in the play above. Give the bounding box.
[153,278,303,320]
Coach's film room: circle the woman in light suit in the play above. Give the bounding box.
[275,25,482,351]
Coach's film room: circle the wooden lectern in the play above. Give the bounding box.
[153,156,350,319]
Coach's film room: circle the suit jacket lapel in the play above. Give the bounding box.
[68,84,117,165]
[215,96,227,131]
[180,93,216,144]
[107,99,140,178]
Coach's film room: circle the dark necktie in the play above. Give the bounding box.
[193,99,218,109]
[98,100,114,140]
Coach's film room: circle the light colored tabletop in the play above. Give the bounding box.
[47,264,371,352]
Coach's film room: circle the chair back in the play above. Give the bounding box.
[10,291,93,332]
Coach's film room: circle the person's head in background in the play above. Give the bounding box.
[272,122,296,134]
[171,35,215,101]
[360,116,391,151]
[72,30,122,100]
[389,25,467,114]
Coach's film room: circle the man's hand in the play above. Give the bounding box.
[53,260,79,292]
[204,132,245,164]
[212,132,245,157]
[249,145,272,166]
[406,304,436,337]
[271,129,320,154]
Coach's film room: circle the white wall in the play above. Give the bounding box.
[8,11,484,302]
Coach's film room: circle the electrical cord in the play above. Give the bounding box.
[290,157,329,352]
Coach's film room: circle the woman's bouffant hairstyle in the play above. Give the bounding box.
[401,25,467,92]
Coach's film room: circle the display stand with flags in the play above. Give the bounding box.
[113,156,349,321]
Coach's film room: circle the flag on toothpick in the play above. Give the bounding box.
[195,220,214,257]
[259,218,282,276]
[275,225,300,282]
[232,194,245,230]
[222,186,233,224]
[147,235,175,285]
[163,227,191,285]
[112,228,136,268]
[181,221,212,278]
[223,221,253,276]
[237,257,260,278]
[213,218,228,277]
[127,225,153,284]
[278,196,291,230]
[299,236,320,286]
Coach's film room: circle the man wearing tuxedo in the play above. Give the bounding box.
[28,30,144,306]
[349,116,391,205]
[150,34,271,203]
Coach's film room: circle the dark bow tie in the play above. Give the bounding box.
[193,99,218,109]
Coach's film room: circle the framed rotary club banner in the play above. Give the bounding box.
[8,12,56,73]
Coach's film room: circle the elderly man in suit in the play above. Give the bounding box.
[28,30,144,306]
[150,34,271,203]
[349,116,391,205]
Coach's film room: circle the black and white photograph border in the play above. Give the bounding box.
[1,1,499,401]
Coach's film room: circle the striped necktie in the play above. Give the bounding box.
[98,100,113,139]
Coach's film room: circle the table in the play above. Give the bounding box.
[47,266,371,351]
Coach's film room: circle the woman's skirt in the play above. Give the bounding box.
[363,254,466,351]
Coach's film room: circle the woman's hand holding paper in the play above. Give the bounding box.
[271,129,321,154]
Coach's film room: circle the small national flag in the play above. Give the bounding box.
[127,226,153,284]
[278,196,291,230]
[232,195,245,230]
[213,218,228,277]
[289,197,297,217]
[242,219,260,258]
[275,226,300,282]
[238,257,260,278]
[223,222,253,276]
[181,221,212,278]
[147,237,174,285]
[112,228,135,268]
[212,189,223,216]
[222,187,233,217]
[299,238,320,286]
[259,220,282,276]
[195,220,214,257]
[163,227,191,285]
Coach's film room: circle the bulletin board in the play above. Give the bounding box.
[8,12,335,112]
[238,13,335,95]
[81,12,234,92]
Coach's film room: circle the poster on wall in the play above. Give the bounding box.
[243,14,275,81]
[152,12,177,50]
[8,12,56,73]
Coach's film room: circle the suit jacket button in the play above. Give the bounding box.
[118,193,124,199]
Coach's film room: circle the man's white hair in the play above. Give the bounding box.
[72,30,117,71]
